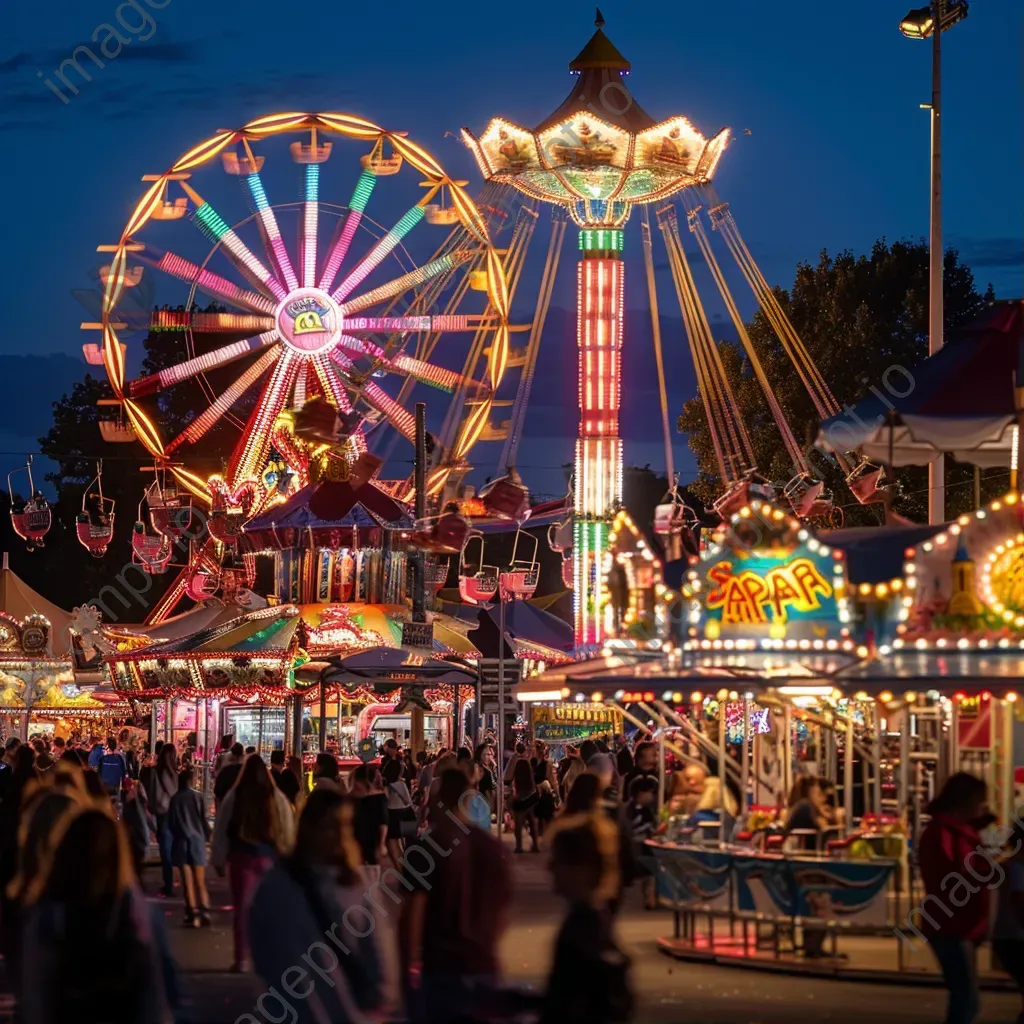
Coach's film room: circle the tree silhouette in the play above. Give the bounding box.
[678,240,993,524]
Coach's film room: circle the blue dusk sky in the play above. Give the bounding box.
[0,0,1020,495]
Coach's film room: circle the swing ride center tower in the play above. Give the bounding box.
[464,15,729,646]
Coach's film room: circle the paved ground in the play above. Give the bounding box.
[148,841,1024,1024]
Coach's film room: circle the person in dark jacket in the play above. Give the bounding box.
[917,772,991,1024]
[98,735,127,801]
[167,767,211,927]
[213,743,245,806]
[542,824,632,1024]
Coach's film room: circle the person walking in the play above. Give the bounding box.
[383,756,415,869]
[213,742,245,806]
[20,807,178,1023]
[211,755,295,972]
[350,764,388,883]
[511,757,539,854]
[918,772,992,1024]
[98,735,128,806]
[401,769,512,1023]
[249,788,382,1022]
[151,744,178,898]
[167,766,212,927]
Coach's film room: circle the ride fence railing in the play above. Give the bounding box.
[646,839,917,969]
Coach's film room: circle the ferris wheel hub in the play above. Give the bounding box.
[274,286,344,357]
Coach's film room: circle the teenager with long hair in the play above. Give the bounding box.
[20,807,177,1022]
[151,743,178,897]
[511,757,539,854]
[249,789,382,1022]
[211,754,294,971]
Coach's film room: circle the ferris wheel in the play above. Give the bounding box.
[92,112,511,509]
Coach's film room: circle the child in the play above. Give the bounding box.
[542,824,633,1024]
[167,767,212,927]
[626,776,659,909]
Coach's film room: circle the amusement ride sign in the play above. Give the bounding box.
[700,541,842,640]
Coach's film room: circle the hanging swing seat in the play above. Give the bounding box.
[784,473,825,518]
[76,512,114,558]
[10,498,51,550]
[713,472,774,519]
[846,459,888,505]
[459,567,499,605]
[290,140,333,164]
[149,495,193,540]
[547,516,573,554]
[424,204,460,226]
[408,511,470,556]
[360,153,403,176]
[99,265,144,287]
[221,152,264,175]
[482,474,530,521]
[185,570,219,602]
[560,554,574,590]
[499,529,540,600]
[151,197,188,221]
[468,270,489,292]
[424,557,450,594]
[131,523,171,573]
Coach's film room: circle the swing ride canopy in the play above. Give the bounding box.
[462,17,729,216]
[818,300,1024,468]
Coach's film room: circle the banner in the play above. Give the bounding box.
[652,844,895,927]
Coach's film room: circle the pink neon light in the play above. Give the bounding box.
[230,354,300,480]
[362,381,416,440]
[220,229,287,302]
[258,209,298,292]
[131,332,278,397]
[332,230,402,303]
[319,210,364,292]
[156,253,275,314]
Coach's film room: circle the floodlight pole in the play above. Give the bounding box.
[928,0,945,525]
[412,403,427,624]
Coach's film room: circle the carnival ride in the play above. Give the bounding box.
[461,12,900,646]
[90,112,518,616]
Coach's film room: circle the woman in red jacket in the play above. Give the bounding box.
[917,772,991,1024]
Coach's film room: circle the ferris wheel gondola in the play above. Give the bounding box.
[499,528,540,600]
[77,463,115,558]
[458,534,499,606]
[8,458,51,551]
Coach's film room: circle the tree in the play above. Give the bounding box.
[678,240,992,523]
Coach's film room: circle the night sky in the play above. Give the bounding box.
[0,0,1020,495]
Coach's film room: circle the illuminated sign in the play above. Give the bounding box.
[707,558,832,625]
[700,542,842,640]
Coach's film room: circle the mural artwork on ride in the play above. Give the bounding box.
[702,542,839,640]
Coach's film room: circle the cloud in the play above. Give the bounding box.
[113,41,199,63]
[952,238,1024,270]
[0,53,32,74]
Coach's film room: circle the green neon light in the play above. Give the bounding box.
[579,229,624,252]
[194,203,230,242]
[350,170,376,213]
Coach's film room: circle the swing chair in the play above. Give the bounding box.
[499,528,540,600]
[407,502,471,555]
[846,456,889,505]
[131,517,172,574]
[76,462,115,558]
[8,458,51,551]
[424,556,450,595]
[480,469,530,522]
[146,471,193,541]
[458,534,499,606]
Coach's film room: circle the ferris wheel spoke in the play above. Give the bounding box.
[300,165,319,288]
[244,170,299,293]
[330,203,428,303]
[229,353,302,481]
[128,332,280,398]
[166,347,280,452]
[360,380,417,442]
[139,245,276,314]
[183,184,288,302]
[335,335,466,393]
[341,253,473,316]
[311,353,353,414]
[149,310,275,333]
[345,314,483,333]
[318,170,376,293]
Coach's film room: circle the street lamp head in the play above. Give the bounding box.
[899,1,968,39]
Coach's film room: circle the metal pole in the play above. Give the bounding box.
[872,703,882,816]
[844,714,855,836]
[453,680,461,751]
[496,595,506,834]
[782,704,793,807]
[927,0,945,525]
[899,708,911,825]
[319,674,328,753]
[718,698,727,829]
[412,402,427,624]
[741,698,751,813]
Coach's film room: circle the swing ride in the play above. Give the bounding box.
[8,458,51,551]
[462,12,896,645]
